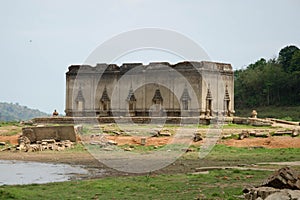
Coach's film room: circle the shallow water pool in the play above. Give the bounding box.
[0,160,89,185]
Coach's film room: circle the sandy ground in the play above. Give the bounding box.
[0,134,20,145]
[2,133,300,149]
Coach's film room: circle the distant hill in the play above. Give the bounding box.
[0,102,49,121]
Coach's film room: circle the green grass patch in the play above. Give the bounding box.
[65,144,87,152]
[0,130,20,136]
[0,123,22,136]
[223,123,273,129]
[0,169,271,200]
[0,121,20,127]
[204,145,300,163]
[235,106,300,121]
[119,144,164,152]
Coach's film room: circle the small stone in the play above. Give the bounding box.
[182,148,194,152]
[190,171,209,175]
[107,140,118,145]
[102,147,113,151]
[140,137,146,145]
[249,130,256,136]
[90,142,99,145]
[41,139,56,143]
[64,143,72,148]
[222,134,232,139]
[159,132,171,136]
[112,131,121,135]
[238,130,249,140]
[193,133,203,142]
[124,147,133,151]
[57,146,65,151]
[150,130,160,137]
[292,129,299,137]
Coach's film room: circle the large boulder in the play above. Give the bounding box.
[261,167,300,190]
[244,167,300,200]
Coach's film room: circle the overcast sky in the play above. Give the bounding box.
[0,0,299,114]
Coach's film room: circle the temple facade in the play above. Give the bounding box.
[65,61,234,118]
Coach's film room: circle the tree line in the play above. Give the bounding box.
[235,45,300,108]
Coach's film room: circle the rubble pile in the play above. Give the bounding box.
[243,167,300,200]
[17,136,74,152]
[89,134,118,150]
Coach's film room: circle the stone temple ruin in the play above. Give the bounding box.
[65,61,234,119]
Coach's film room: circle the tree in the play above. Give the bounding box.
[234,45,300,109]
[278,45,300,72]
[248,58,267,70]
[289,50,300,72]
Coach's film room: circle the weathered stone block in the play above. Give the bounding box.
[22,126,77,143]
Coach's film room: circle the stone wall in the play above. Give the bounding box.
[33,117,211,125]
[65,61,234,117]
[22,126,77,143]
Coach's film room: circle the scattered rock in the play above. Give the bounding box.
[112,131,121,135]
[1,146,10,151]
[182,148,194,152]
[89,141,100,145]
[140,137,146,145]
[193,133,203,142]
[222,134,232,139]
[18,136,31,151]
[101,147,114,151]
[15,135,74,152]
[0,142,6,146]
[159,132,172,137]
[239,130,249,140]
[292,129,299,137]
[124,147,133,151]
[149,130,159,137]
[107,140,118,145]
[41,139,56,143]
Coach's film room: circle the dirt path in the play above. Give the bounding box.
[220,136,300,148]
[258,161,300,166]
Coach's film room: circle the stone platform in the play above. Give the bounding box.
[32,116,234,125]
